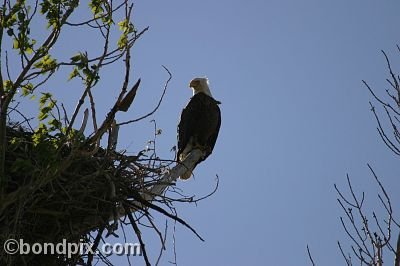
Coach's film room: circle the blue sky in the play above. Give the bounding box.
[9,0,400,265]
[126,1,400,265]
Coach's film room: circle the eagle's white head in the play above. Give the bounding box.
[189,77,212,97]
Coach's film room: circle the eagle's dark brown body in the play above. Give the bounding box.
[177,92,221,179]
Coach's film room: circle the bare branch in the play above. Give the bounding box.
[118,66,171,126]
[307,245,316,266]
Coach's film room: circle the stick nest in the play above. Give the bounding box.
[1,124,169,265]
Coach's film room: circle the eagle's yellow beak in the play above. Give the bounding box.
[189,80,200,88]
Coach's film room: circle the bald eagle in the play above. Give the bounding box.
[177,77,221,180]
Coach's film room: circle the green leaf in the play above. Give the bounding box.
[21,83,33,96]
[26,47,33,55]
[118,34,128,50]
[89,0,104,17]
[68,67,79,80]
[34,54,57,72]
[32,123,48,146]
[118,19,128,31]
[70,53,81,63]
[39,92,52,107]
[48,100,55,109]
[13,39,19,49]
[10,137,21,146]
[11,14,17,23]
[48,118,61,130]
[3,80,13,91]
[38,110,49,121]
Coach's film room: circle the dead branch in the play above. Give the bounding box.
[335,168,399,265]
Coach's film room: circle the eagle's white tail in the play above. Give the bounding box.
[178,149,205,180]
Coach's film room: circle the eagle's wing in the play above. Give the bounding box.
[177,94,201,161]
[206,100,221,155]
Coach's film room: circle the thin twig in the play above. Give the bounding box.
[306,245,316,266]
[118,66,172,126]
